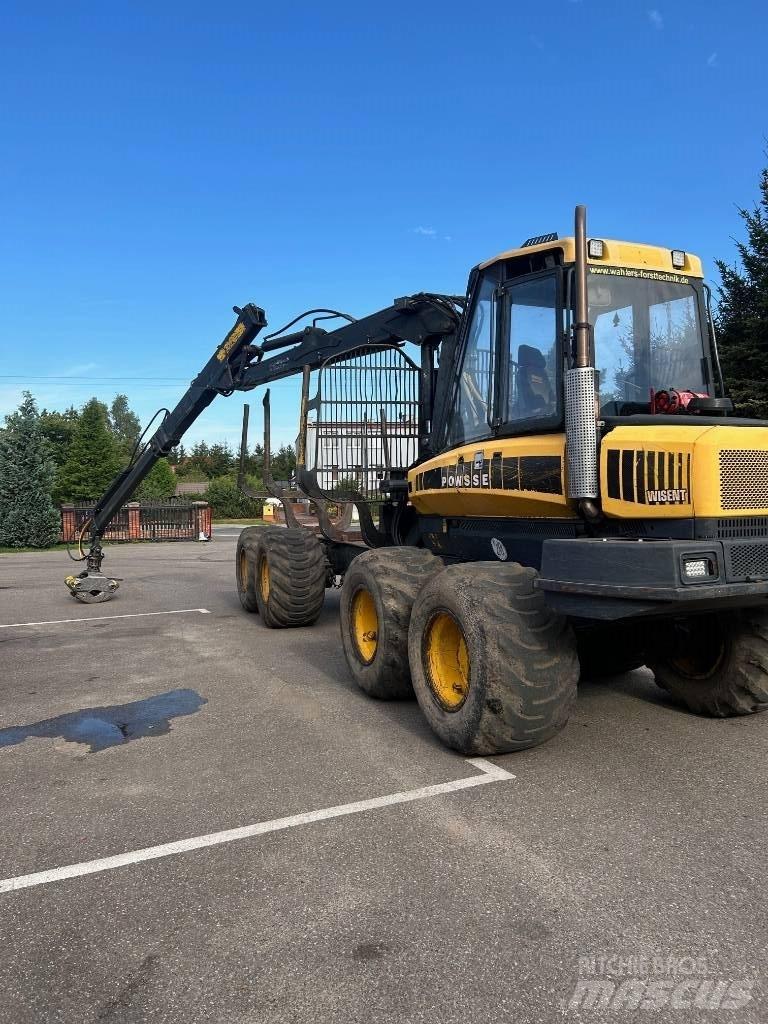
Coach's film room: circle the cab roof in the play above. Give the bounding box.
[479,237,704,278]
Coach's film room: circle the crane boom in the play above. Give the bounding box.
[65,294,461,602]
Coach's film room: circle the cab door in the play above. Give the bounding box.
[444,273,499,449]
[410,267,572,519]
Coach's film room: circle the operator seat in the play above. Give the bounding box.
[518,344,552,414]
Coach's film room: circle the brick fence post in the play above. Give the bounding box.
[127,502,141,541]
[192,501,211,540]
[60,505,75,542]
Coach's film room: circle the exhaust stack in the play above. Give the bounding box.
[564,205,599,507]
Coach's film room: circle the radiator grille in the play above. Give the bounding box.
[729,543,768,581]
[719,450,768,510]
[714,516,768,539]
[605,447,689,504]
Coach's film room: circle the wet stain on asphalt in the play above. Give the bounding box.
[96,954,159,1019]
[0,689,206,753]
[352,942,390,961]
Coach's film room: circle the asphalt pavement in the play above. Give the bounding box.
[0,535,765,1023]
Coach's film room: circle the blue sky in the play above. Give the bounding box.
[1,0,766,450]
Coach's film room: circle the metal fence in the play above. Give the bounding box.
[60,498,211,543]
[139,502,198,541]
[60,502,131,542]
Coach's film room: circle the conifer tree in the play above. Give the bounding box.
[39,406,80,466]
[135,459,177,500]
[57,398,121,501]
[0,393,61,548]
[716,164,768,417]
[109,394,141,458]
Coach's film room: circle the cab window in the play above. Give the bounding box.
[589,273,707,414]
[502,275,559,427]
[446,276,497,446]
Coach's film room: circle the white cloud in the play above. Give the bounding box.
[648,8,663,29]
[413,226,437,237]
[60,362,98,377]
[707,51,718,67]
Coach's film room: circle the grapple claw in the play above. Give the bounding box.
[65,572,120,604]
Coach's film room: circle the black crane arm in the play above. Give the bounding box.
[84,303,269,544]
[236,293,460,390]
[66,293,461,602]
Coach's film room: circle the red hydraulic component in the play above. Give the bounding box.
[650,388,709,415]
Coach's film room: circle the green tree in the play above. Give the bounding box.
[271,444,296,481]
[242,441,264,477]
[0,393,61,548]
[39,406,80,466]
[109,394,142,459]
[167,444,186,465]
[207,443,234,477]
[204,475,263,518]
[715,164,768,417]
[186,441,233,478]
[57,397,121,501]
[173,460,207,482]
[135,459,177,500]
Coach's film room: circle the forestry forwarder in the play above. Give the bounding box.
[66,206,768,755]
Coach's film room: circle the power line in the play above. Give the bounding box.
[0,376,299,389]
[0,374,189,382]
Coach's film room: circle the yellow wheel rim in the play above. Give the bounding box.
[351,588,378,664]
[424,612,470,711]
[259,556,270,602]
[238,549,249,589]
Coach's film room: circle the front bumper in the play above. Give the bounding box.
[536,537,768,620]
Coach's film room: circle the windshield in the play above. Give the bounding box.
[588,269,708,414]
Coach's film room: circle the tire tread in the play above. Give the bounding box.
[257,528,327,628]
[408,561,579,755]
[340,547,443,699]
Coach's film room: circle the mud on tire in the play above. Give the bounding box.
[340,547,443,699]
[255,528,328,628]
[408,562,579,755]
[649,610,768,716]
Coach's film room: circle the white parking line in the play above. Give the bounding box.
[0,758,514,893]
[0,608,211,630]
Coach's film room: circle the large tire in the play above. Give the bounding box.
[255,528,327,628]
[340,547,443,700]
[408,562,579,755]
[576,623,646,679]
[235,526,268,613]
[649,610,768,716]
